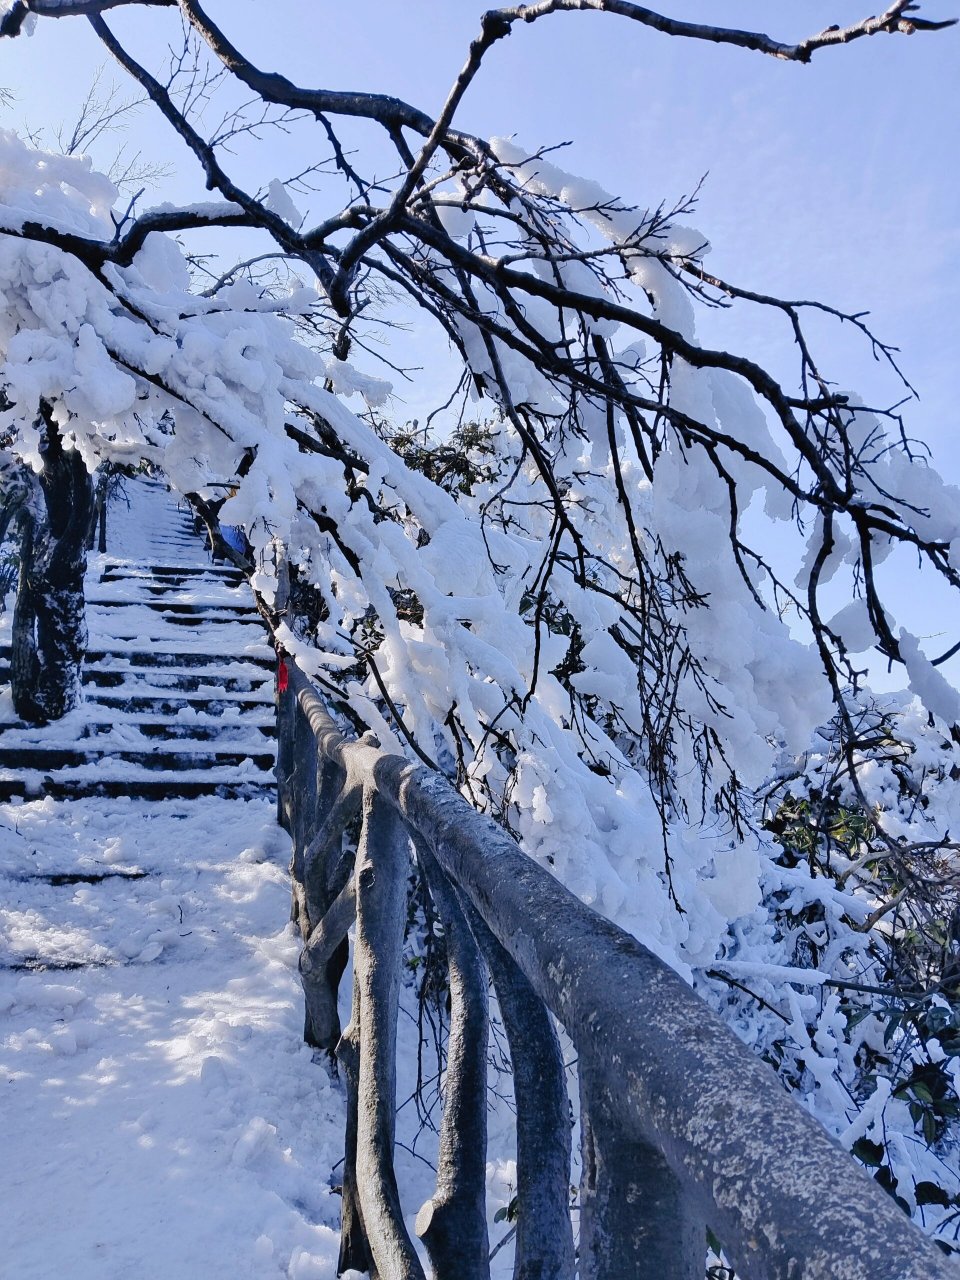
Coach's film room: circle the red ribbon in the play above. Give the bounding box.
[277,655,289,694]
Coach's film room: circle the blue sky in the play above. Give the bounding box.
[2,1,956,462]
[3,3,956,450]
[1,1,958,678]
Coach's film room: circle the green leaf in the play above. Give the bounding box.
[852,1138,885,1167]
[915,1181,952,1207]
[923,1110,938,1146]
[884,1015,903,1047]
[846,1007,875,1031]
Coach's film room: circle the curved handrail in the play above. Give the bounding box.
[277,653,956,1280]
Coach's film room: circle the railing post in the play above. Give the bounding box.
[466,905,575,1280]
[337,959,372,1276]
[273,664,960,1280]
[297,760,356,1055]
[275,654,295,836]
[278,682,320,927]
[299,871,355,1057]
[291,694,321,872]
[414,840,490,1280]
[578,1080,704,1280]
[302,758,349,928]
[337,787,426,1280]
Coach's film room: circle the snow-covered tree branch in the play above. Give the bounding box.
[2,0,960,1244]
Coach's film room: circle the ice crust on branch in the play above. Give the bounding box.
[1,0,960,1233]
[0,126,958,970]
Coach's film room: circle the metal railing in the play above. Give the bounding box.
[276,653,956,1280]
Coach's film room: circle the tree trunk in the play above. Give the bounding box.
[87,469,110,553]
[10,408,94,723]
[11,506,40,721]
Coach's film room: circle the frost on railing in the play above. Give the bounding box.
[276,654,957,1280]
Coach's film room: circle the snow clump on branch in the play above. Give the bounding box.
[3,119,960,1238]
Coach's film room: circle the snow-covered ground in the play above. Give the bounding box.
[0,481,352,1278]
[0,480,276,802]
[0,796,351,1280]
[0,775,522,1280]
[0,479,522,1279]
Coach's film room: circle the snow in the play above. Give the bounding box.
[0,481,352,1276]
[827,599,875,654]
[265,179,304,228]
[899,628,960,727]
[2,121,960,1256]
[0,795,351,1280]
[0,118,913,948]
[711,958,830,987]
[0,126,115,231]
[0,479,527,1278]
[840,1077,893,1150]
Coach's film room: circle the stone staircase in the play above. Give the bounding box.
[0,478,277,802]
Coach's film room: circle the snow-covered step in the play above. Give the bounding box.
[1,479,278,802]
[0,713,276,743]
[3,711,274,735]
[87,692,274,717]
[90,585,253,603]
[0,669,266,698]
[86,682,274,703]
[81,666,271,694]
[80,720,275,742]
[89,624,268,645]
[89,609,265,629]
[0,745,276,772]
[82,642,275,665]
[0,773,275,802]
[84,670,272,691]
[85,655,277,675]
[85,677,272,699]
[0,720,275,744]
[88,599,257,618]
[0,646,272,674]
[102,562,245,578]
[98,579,247,594]
[98,568,246,582]
[87,647,273,669]
[93,609,263,627]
